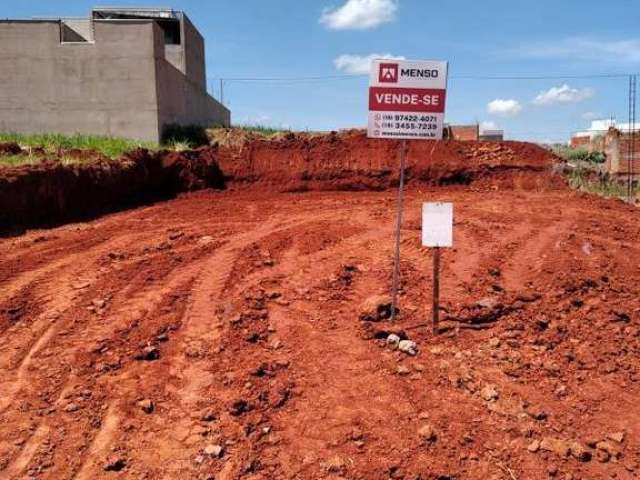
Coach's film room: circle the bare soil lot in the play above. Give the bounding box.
[0,135,639,479]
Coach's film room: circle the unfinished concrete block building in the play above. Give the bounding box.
[0,7,230,142]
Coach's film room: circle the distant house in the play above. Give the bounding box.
[446,124,479,141]
[570,135,591,148]
[479,129,504,141]
[570,119,639,150]
[0,7,230,142]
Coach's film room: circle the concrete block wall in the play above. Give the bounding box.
[0,13,230,143]
[181,15,206,90]
[604,128,640,176]
[0,20,160,141]
[155,55,230,136]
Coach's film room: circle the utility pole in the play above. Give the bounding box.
[628,75,636,202]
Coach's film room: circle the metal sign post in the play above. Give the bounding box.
[367,58,448,321]
[422,202,453,334]
[390,139,407,320]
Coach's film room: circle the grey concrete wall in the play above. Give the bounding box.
[61,19,93,42]
[0,15,229,143]
[165,44,183,72]
[155,53,230,136]
[0,20,160,142]
[181,14,206,89]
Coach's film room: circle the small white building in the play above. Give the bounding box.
[572,119,639,145]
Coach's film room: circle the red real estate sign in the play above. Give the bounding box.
[367,59,448,140]
[369,87,446,113]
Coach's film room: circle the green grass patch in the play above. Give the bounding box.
[0,154,41,167]
[0,132,158,159]
[552,145,605,164]
[233,125,292,137]
[0,153,97,168]
[566,166,637,200]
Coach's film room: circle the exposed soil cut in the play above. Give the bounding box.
[1,131,639,479]
[213,130,563,192]
[0,149,223,235]
[0,131,563,234]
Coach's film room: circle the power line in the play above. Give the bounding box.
[452,73,631,80]
[216,74,361,83]
[211,72,635,84]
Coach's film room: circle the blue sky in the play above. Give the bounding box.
[4,0,639,142]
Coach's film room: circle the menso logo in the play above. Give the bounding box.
[379,63,398,83]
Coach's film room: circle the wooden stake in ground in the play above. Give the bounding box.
[432,246,440,334]
[390,139,408,321]
[421,202,453,335]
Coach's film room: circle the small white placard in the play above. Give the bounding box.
[422,202,453,247]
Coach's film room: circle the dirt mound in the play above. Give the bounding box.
[0,131,564,234]
[160,148,224,191]
[213,130,563,191]
[0,149,224,235]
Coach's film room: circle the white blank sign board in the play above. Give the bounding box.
[422,202,453,247]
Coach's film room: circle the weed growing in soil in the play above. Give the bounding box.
[0,154,42,167]
[553,145,606,164]
[566,166,637,200]
[0,153,104,167]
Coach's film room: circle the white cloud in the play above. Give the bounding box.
[320,0,398,30]
[532,84,594,106]
[582,111,602,121]
[480,121,499,131]
[487,99,522,116]
[334,53,405,74]
[512,37,640,64]
[238,114,272,126]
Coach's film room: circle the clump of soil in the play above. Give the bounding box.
[0,142,23,155]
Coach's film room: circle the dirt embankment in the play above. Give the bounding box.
[0,131,562,234]
[0,147,223,235]
[214,130,563,191]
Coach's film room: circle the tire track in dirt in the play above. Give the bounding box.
[156,218,335,477]
[68,215,322,479]
[73,404,120,480]
[501,219,575,292]
[170,207,391,478]
[0,425,50,480]
[238,213,439,476]
[2,268,204,479]
[129,214,371,478]
[0,232,223,478]
[0,233,158,413]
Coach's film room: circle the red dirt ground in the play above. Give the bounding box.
[1,136,639,480]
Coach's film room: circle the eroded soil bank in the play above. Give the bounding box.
[0,131,562,234]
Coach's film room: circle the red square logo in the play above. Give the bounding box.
[379,63,398,83]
